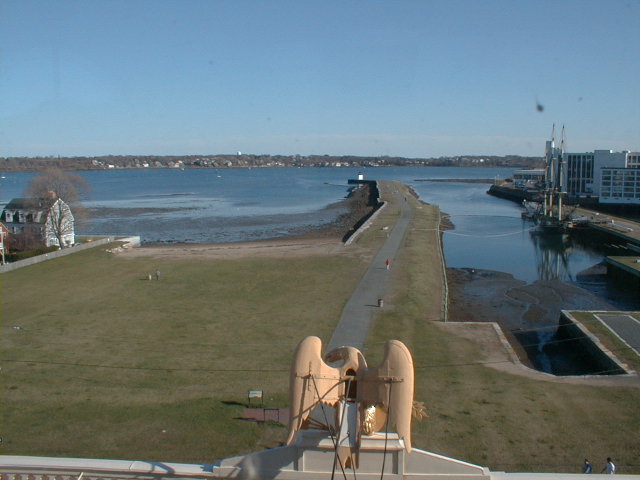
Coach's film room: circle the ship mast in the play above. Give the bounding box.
[557,125,565,221]
[544,124,556,218]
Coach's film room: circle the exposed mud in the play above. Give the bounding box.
[447,267,614,332]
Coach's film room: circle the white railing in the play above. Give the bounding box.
[0,456,214,480]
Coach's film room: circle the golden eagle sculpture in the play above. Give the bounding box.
[286,336,415,452]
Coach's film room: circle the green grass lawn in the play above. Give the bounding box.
[2,240,369,462]
[2,182,639,474]
[367,192,640,474]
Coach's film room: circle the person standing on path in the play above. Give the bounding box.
[327,181,414,352]
[385,259,391,270]
[601,457,616,474]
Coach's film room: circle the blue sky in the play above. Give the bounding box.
[1,0,638,158]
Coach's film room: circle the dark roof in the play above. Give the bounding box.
[4,197,56,211]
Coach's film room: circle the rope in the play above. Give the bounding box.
[310,374,336,441]
[309,374,350,480]
[444,225,538,238]
[331,377,353,480]
[437,209,449,322]
[379,381,393,480]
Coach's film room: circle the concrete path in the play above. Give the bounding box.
[595,313,640,357]
[327,182,412,351]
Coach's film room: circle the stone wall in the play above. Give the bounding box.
[558,311,628,375]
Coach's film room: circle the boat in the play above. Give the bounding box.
[533,125,574,234]
[532,213,572,234]
[521,200,541,220]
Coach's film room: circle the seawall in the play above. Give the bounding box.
[344,179,383,244]
[557,311,629,375]
[487,184,542,204]
[606,256,640,291]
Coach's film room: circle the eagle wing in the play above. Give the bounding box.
[358,340,414,451]
[286,336,344,444]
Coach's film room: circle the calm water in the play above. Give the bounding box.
[410,181,604,283]
[0,166,513,244]
[0,166,631,304]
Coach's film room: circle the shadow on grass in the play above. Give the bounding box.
[222,400,248,407]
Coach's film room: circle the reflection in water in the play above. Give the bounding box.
[535,329,556,374]
[530,232,574,281]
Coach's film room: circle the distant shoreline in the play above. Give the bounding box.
[0,154,542,172]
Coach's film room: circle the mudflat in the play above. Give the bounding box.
[120,182,375,260]
[447,267,614,332]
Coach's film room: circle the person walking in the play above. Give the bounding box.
[583,459,592,474]
[601,457,616,474]
[385,259,391,270]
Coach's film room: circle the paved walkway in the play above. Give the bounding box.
[327,182,413,351]
[595,313,640,357]
[573,207,640,245]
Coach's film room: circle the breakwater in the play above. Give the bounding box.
[344,179,383,243]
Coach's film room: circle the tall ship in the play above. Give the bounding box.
[535,125,572,233]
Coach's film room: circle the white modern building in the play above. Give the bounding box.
[543,127,640,205]
[600,166,640,204]
[564,150,640,204]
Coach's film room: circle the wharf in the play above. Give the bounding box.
[487,184,640,246]
[568,207,640,285]
[487,184,542,202]
[564,311,640,363]
[575,208,640,243]
[606,255,640,283]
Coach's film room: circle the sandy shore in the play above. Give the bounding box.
[120,236,354,260]
[119,183,375,260]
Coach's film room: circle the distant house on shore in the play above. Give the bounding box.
[2,196,75,249]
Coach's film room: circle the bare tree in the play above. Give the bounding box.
[25,168,90,203]
[24,169,90,248]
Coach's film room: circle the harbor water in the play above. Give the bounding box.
[1,166,637,311]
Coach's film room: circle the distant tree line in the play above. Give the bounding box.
[0,154,544,172]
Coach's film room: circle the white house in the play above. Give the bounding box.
[2,197,75,248]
